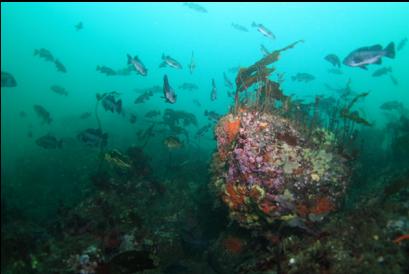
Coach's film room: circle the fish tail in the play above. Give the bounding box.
[251,22,257,27]
[384,42,395,58]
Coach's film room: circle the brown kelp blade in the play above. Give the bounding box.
[340,92,372,126]
[235,40,304,93]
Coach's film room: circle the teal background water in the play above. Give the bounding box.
[1,2,409,218]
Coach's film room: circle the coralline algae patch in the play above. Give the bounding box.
[212,110,350,230]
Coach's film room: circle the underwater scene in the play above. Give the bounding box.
[1,2,409,274]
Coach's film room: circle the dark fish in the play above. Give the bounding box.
[127,54,148,76]
[210,79,217,101]
[397,37,407,51]
[193,99,201,107]
[380,101,403,111]
[129,114,137,124]
[390,75,399,86]
[116,65,134,76]
[33,105,52,124]
[183,2,207,13]
[54,59,67,73]
[195,123,212,138]
[145,110,160,118]
[75,22,83,31]
[324,54,341,68]
[1,71,17,87]
[34,48,54,62]
[163,75,177,104]
[188,51,196,74]
[97,65,117,76]
[231,23,248,32]
[372,66,392,77]
[178,82,198,91]
[50,85,68,96]
[204,110,221,121]
[251,22,275,39]
[19,111,27,118]
[77,128,108,147]
[260,44,270,56]
[160,54,183,69]
[36,134,63,149]
[109,250,156,273]
[80,112,92,119]
[164,136,183,149]
[291,73,315,82]
[343,42,395,70]
[102,94,122,113]
[223,73,233,89]
[328,68,343,75]
[134,91,153,104]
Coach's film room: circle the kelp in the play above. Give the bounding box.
[340,92,372,126]
[234,40,304,113]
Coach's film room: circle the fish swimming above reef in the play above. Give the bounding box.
[195,123,212,138]
[324,54,341,68]
[251,22,275,39]
[188,51,196,74]
[390,75,399,86]
[231,23,248,32]
[223,72,234,90]
[1,71,17,87]
[36,134,63,149]
[77,128,108,147]
[50,85,68,96]
[343,42,395,70]
[164,136,183,149]
[127,54,148,76]
[183,2,207,13]
[163,74,177,104]
[291,73,315,82]
[101,94,122,113]
[75,22,83,31]
[179,82,198,91]
[372,67,392,77]
[33,105,52,124]
[260,44,270,57]
[210,79,217,101]
[34,48,54,62]
[380,101,404,111]
[160,54,183,69]
[54,59,67,73]
[134,91,153,104]
[97,65,117,76]
[204,110,221,122]
[397,37,407,51]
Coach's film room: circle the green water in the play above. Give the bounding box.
[1,3,409,274]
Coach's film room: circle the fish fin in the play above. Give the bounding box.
[127,54,132,64]
[374,58,382,64]
[251,22,257,27]
[359,65,368,70]
[384,42,395,58]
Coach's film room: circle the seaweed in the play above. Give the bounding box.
[340,92,372,126]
